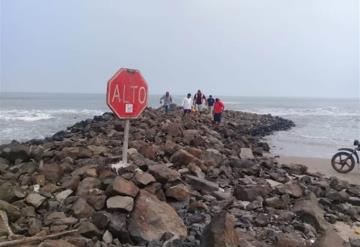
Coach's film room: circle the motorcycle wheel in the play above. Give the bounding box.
[331,151,355,173]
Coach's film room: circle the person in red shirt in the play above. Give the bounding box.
[213,98,225,124]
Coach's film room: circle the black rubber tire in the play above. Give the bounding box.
[331,151,355,173]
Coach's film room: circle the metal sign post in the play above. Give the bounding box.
[122,119,130,164]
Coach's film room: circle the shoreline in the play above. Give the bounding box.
[278,155,360,186]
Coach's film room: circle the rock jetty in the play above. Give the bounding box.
[0,108,357,246]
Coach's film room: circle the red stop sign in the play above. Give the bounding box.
[106,68,148,119]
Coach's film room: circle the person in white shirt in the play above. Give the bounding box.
[182,93,192,116]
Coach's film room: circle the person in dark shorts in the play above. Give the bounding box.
[193,90,206,112]
[213,98,225,124]
[182,93,192,116]
[207,95,215,115]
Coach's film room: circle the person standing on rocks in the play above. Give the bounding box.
[182,93,192,117]
[193,90,206,112]
[207,95,215,115]
[213,98,225,124]
[160,91,173,114]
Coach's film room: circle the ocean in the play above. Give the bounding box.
[0,92,359,158]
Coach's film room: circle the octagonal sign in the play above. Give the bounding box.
[107,68,148,119]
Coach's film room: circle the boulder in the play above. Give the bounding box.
[128,190,187,242]
[234,184,271,202]
[201,148,224,166]
[25,193,46,208]
[0,144,30,162]
[134,172,156,186]
[293,195,329,232]
[41,163,64,182]
[107,176,139,197]
[239,148,254,160]
[170,149,200,166]
[148,164,181,183]
[200,211,240,247]
[0,200,21,221]
[76,177,101,197]
[106,196,134,212]
[72,198,95,218]
[275,233,309,247]
[165,184,190,201]
[313,229,345,247]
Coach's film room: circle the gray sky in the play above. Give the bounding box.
[1,0,359,97]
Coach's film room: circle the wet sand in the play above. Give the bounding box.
[278,156,360,186]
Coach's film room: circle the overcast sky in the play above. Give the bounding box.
[1,0,359,98]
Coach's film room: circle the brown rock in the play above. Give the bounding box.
[134,172,156,187]
[106,196,134,212]
[72,198,94,218]
[41,240,77,247]
[165,184,190,201]
[234,184,271,202]
[313,229,346,247]
[200,211,240,247]
[276,233,309,247]
[62,147,92,159]
[128,190,187,242]
[76,177,101,197]
[148,164,181,183]
[108,176,139,197]
[41,163,64,182]
[293,195,329,232]
[25,193,46,208]
[170,149,201,166]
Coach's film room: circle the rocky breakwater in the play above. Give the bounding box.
[0,108,357,246]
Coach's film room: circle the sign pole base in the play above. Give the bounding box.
[111,119,130,174]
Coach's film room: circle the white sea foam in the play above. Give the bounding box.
[0,109,105,122]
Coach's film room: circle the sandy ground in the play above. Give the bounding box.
[278,156,360,186]
[278,156,360,241]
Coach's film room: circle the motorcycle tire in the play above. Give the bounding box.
[331,151,355,173]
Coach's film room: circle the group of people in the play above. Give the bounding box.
[160,90,225,124]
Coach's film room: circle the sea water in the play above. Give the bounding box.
[0,92,359,158]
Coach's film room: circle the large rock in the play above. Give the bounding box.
[201,148,224,167]
[276,233,309,247]
[185,175,219,192]
[106,196,134,212]
[72,198,95,218]
[200,211,240,247]
[234,184,272,202]
[0,144,30,162]
[128,190,187,242]
[25,193,46,208]
[76,177,101,197]
[292,195,329,232]
[313,229,345,247]
[148,164,181,183]
[107,176,139,197]
[170,149,200,166]
[165,184,190,201]
[41,163,64,182]
[239,148,254,160]
[133,172,156,187]
[62,147,92,159]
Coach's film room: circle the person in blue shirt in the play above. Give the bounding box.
[207,95,215,115]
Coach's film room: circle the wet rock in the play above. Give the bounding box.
[200,211,240,247]
[129,190,187,242]
[106,195,134,212]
